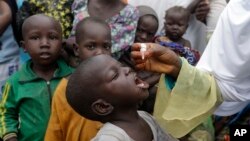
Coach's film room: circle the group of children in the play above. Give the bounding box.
[0,0,221,141]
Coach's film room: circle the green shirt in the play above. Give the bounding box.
[0,59,73,141]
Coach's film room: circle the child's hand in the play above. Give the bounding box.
[131,43,181,78]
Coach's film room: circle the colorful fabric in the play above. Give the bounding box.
[19,0,73,38]
[0,59,73,141]
[159,41,200,66]
[153,58,222,138]
[45,78,102,141]
[71,0,139,59]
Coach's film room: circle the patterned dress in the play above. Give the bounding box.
[20,0,74,38]
[71,0,139,59]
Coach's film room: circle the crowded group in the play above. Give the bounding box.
[1,0,250,141]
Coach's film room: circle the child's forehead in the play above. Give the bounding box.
[23,15,61,33]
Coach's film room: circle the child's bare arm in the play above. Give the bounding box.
[183,39,192,48]
[0,0,12,36]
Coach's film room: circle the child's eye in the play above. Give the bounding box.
[112,72,118,80]
[86,44,95,50]
[49,35,58,40]
[30,36,39,40]
[104,44,111,50]
[137,28,143,33]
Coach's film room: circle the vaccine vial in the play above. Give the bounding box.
[140,43,147,60]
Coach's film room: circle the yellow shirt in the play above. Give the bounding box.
[45,78,102,141]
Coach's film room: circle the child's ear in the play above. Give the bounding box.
[20,41,27,52]
[91,99,114,116]
[73,43,79,57]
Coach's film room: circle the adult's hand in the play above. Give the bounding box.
[131,43,181,79]
[195,0,210,23]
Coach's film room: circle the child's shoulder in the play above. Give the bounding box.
[93,122,132,141]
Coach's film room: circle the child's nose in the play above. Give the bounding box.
[40,38,49,47]
[94,48,105,55]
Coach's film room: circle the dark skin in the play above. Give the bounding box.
[21,15,62,81]
[84,55,153,141]
[74,21,112,61]
[5,14,62,141]
[0,0,12,36]
[164,10,191,48]
[119,14,159,113]
[88,0,126,20]
[135,15,158,43]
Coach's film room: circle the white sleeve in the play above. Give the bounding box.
[206,0,227,31]
[91,135,121,141]
[197,0,250,116]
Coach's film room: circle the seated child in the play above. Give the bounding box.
[66,55,178,141]
[156,6,200,66]
[0,14,73,141]
[45,17,112,141]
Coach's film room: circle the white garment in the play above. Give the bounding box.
[197,0,250,116]
[91,111,177,141]
[128,0,226,53]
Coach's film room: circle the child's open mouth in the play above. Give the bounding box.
[134,74,149,89]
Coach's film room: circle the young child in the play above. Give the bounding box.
[45,17,112,141]
[156,6,200,65]
[71,0,139,59]
[134,6,160,113]
[135,6,159,43]
[66,55,178,141]
[0,14,73,141]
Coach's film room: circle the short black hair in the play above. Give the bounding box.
[66,55,105,120]
[75,17,110,44]
[22,14,62,38]
[165,6,190,22]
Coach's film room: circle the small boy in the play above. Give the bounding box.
[0,14,73,141]
[156,6,200,65]
[134,6,160,113]
[45,17,112,141]
[135,6,159,43]
[66,55,178,141]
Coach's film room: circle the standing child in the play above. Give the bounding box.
[66,55,178,141]
[0,14,73,141]
[45,17,112,141]
[156,6,200,66]
[133,5,160,113]
[71,0,139,59]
